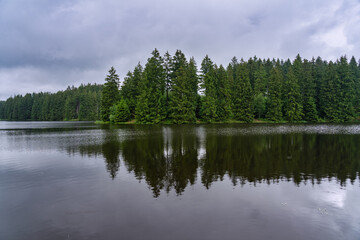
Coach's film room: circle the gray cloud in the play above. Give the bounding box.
[1,0,360,99]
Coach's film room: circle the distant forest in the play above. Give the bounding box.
[1,49,360,123]
[0,84,102,121]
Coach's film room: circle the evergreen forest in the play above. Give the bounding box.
[0,84,102,121]
[1,49,360,123]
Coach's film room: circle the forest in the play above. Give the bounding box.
[1,49,360,123]
[101,49,360,123]
[0,84,102,121]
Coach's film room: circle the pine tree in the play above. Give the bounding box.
[121,63,143,118]
[254,64,267,96]
[135,49,166,123]
[337,56,355,121]
[266,66,283,121]
[313,57,327,119]
[110,99,131,123]
[170,65,196,123]
[215,65,232,121]
[232,63,254,122]
[349,56,360,115]
[302,59,318,121]
[100,67,120,121]
[200,55,217,122]
[254,93,266,119]
[283,68,303,122]
[323,62,342,122]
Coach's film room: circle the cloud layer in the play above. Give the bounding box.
[1,0,360,99]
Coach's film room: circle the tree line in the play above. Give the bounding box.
[101,49,360,124]
[0,84,102,121]
[1,49,360,123]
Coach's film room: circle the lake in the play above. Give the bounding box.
[0,121,359,240]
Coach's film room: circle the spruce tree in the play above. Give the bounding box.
[254,64,267,96]
[313,57,327,119]
[302,59,318,121]
[200,55,218,122]
[121,63,143,118]
[323,62,342,122]
[283,68,303,122]
[170,65,196,123]
[232,63,254,122]
[349,56,360,115]
[135,49,166,123]
[266,66,283,121]
[215,65,232,121]
[100,67,120,121]
[109,99,131,123]
[337,56,355,121]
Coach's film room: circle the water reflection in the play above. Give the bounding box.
[64,125,360,197]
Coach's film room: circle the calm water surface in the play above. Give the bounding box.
[1,122,360,240]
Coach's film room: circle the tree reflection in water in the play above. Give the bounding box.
[69,125,360,197]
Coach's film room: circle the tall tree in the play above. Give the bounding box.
[266,66,283,121]
[100,67,120,121]
[136,49,166,123]
[302,59,318,121]
[323,62,342,122]
[349,56,360,115]
[283,68,303,121]
[170,64,196,123]
[215,65,232,121]
[337,56,355,121]
[121,63,143,118]
[200,55,218,122]
[232,63,254,122]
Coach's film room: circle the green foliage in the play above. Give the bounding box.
[266,66,283,121]
[100,67,120,121]
[135,49,166,123]
[254,64,267,96]
[215,65,232,121]
[1,84,101,121]
[232,63,254,122]
[121,63,143,118]
[170,65,196,123]
[283,68,303,122]
[200,56,218,122]
[323,62,342,122]
[3,50,360,124]
[109,99,131,123]
[254,93,266,118]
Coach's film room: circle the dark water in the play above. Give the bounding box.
[1,122,360,240]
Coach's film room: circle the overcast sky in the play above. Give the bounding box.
[1,0,360,100]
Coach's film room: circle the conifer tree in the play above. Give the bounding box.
[135,49,166,123]
[349,56,360,115]
[100,67,120,121]
[313,57,327,118]
[215,65,232,121]
[283,68,303,122]
[232,63,254,122]
[266,66,283,121]
[170,64,196,123]
[254,64,267,96]
[302,60,318,121]
[109,99,131,123]
[188,57,199,116]
[121,63,143,118]
[323,62,342,122]
[337,56,355,121]
[200,55,217,122]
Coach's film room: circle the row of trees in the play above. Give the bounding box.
[101,49,360,123]
[0,84,102,121]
